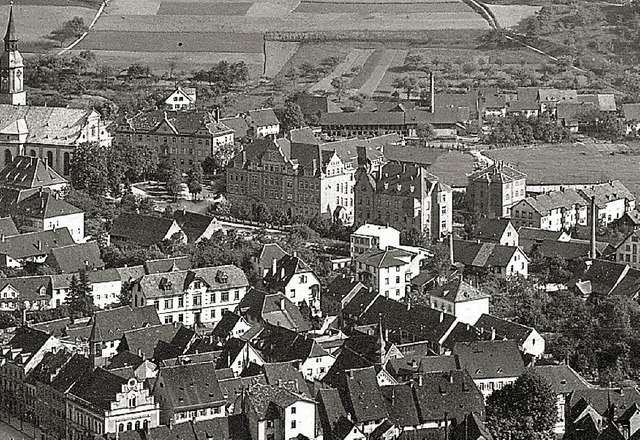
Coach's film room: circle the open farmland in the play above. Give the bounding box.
[0,3,97,52]
[485,144,640,198]
[70,0,489,78]
[485,4,540,28]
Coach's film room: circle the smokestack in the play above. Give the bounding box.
[491,327,496,341]
[430,72,435,114]
[272,258,277,275]
[590,196,597,260]
[449,233,454,266]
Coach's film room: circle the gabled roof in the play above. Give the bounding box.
[0,105,98,147]
[579,180,635,208]
[430,277,490,303]
[123,110,233,136]
[256,243,288,273]
[110,213,183,246]
[568,387,640,420]
[245,382,311,419]
[467,161,525,183]
[518,188,586,216]
[577,93,616,112]
[253,323,331,363]
[263,254,314,290]
[1,156,66,191]
[579,259,630,296]
[453,240,524,268]
[451,412,494,440]
[6,326,52,363]
[236,287,310,332]
[294,94,343,116]
[263,361,310,397]
[474,314,535,345]
[137,265,249,300]
[121,323,191,360]
[157,362,225,410]
[381,383,420,427]
[472,218,513,243]
[14,190,82,219]
[623,103,640,121]
[534,364,591,395]
[538,88,577,103]
[144,256,191,274]
[0,275,52,303]
[173,210,219,243]
[324,277,367,303]
[0,227,74,259]
[0,216,17,236]
[50,353,92,393]
[91,305,161,343]
[340,366,388,423]
[535,239,602,261]
[356,247,415,269]
[220,116,250,139]
[318,387,351,437]
[247,108,279,127]
[453,340,524,379]
[413,370,484,424]
[47,242,104,273]
[69,367,129,410]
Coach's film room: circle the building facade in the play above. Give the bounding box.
[132,265,249,327]
[350,224,401,259]
[354,162,453,239]
[467,161,526,219]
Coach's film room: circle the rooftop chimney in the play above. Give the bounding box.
[490,327,496,341]
[439,310,444,323]
[430,72,435,114]
[272,258,277,276]
[279,298,285,310]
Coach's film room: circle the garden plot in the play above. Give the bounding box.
[156,2,253,15]
[375,49,410,94]
[264,41,300,78]
[358,49,406,97]
[309,48,374,93]
[294,1,471,13]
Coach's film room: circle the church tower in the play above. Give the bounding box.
[0,3,26,106]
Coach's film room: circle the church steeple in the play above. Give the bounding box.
[0,1,26,106]
[4,2,17,52]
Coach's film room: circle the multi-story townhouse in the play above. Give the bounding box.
[429,277,490,325]
[241,382,318,440]
[615,230,640,269]
[247,108,280,138]
[0,327,63,419]
[579,180,636,227]
[453,239,529,279]
[511,188,588,232]
[263,253,321,316]
[467,161,526,219]
[226,132,385,225]
[66,368,160,439]
[164,86,196,111]
[355,247,427,301]
[132,265,249,327]
[350,223,400,259]
[354,162,453,239]
[0,227,74,268]
[151,363,226,426]
[0,275,52,312]
[114,108,234,172]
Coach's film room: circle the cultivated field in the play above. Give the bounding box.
[485,4,540,28]
[70,0,489,78]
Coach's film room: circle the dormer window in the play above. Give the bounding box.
[216,270,228,284]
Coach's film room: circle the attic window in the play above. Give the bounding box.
[475,369,482,375]
[216,270,228,284]
[497,368,504,374]
[160,278,173,291]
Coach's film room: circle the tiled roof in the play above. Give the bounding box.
[294,94,343,116]
[256,243,288,274]
[341,366,388,423]
[623,103,640,121]
[324,277,366,303]
[556,102,594,122]
[91,305,161,343]
[413,370,484,424]
[371,161,448,198]
[245,382,310,419]
[356,247,413,269]
[467,162,525,183]
[47,241,104,273]
[50,353,92,393]
[137,265,248,299]
[31,317,72,337]
[430,277,490,303]
[534,364,591,395]
[0,227,74,259]
[453,240,522,268]
[14,190,82,219]
[381,383,420,426]
[320,109,463,127]
[451,412,494,440]
[538,88,577,103]
[577,94,617,112]
[110,213,183,246]
[253,323,331,363]
[121,323,184,360]
[518,227,565,242]
[289,127,320,146]
[578,180,636,208]
[173,210,220,243]
[157,362,225,410]
[318,387,350,435]
[342,287,378,318]
[106,350,144,370]
[237,288,310,333]
[535,239,599,261]
[247,108,279,127]
[0,106,95,146]
[474,314,534,345]
[69,367,129,410]
[144,256,191,275]
[124,110,233,136]
[6,326,52,361]
[86,268,123,284]
[568,387,640,420]
[507,99,539,112]
[0,275,52,303]
[578,259,629,296]
[220,116,249,138]
[472,218,513,242]
[263,361,310,397]
[211,311,243,339]
[0,216,17,236]
[116,265,146,283]
[453,340,524,380]
[264,254,314,290]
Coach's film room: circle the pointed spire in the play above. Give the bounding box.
[4,1,16,47]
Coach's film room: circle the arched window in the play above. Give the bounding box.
[126,422,132,431]
[63,152,70,176]
[135,421,140,430]
[29,149,36,157]
[46,151,53,167]
[119,424,124,432]
[143,420,149,429]
[4,149,11,166]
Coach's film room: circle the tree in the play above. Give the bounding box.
[486,369,557,440]
[187,165,204,201]
[331,77,349,102]
[392,75,418,99]
[71,142,110,197]
[166,167,183,201]
[519,15,542,38]
[416,123,436,142]
[127,63,152,79]
[66,271,94,319]
[279,99,306,133]
[51,16,87,46]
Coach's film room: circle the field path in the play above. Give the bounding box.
[358,49,402,97]
[58,0,109,55]
[309,48,374,93]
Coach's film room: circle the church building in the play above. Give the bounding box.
[0,5,111,176]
